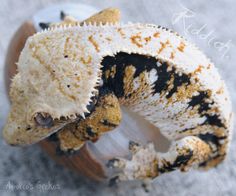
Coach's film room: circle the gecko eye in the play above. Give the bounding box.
[34,112,53,128]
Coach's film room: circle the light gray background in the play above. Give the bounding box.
[0,0,235,195]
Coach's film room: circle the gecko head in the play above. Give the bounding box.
[3,28,101,146]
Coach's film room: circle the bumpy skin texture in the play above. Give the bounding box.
[3,22,233,181]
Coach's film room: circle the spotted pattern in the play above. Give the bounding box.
[3,23,233,182]
[54,52,230,179]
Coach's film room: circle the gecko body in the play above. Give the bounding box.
[3,23,233,180]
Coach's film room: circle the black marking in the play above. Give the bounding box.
[159,151,193,173]
[141,182,150,193]
[153,62,172,94]
[101,52,193,102]
[173,151,193,167]
[102,54,126,98]
[101,52,177,98]
[204,114,225,127]
[199,102,211,113]
[64,55,68,58]
[131,54,157,78]
[188,91,211,113]
[179,125,199,133]
[129,140,140,150]
[98,87,113,98]
[198,133,226,148]
[166,72,190,98]
[86,127,97,138]
[189,91,208,107]
[188,91,224,128]
[39,22,50,30]
[101,52,159,98]
[26,125,31,131]
[109,176,119,187]
[100,119,117,127]
[60,11,67,20]
[197,133,227,168]
[199,153,226,168]
[106,158,119,168]
[178,119,222,133]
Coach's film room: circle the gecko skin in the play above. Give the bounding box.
[3,23,233,181]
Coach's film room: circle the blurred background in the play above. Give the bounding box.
[0,0,235,195]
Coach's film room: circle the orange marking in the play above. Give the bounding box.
[69,95,76,101]
[158,40,170,54]
[73,83,80,88]
[117,28,125,37]
[130,35,143,48]
[76,76,80,81]
[216,87,224,95]
[88,35,100,52]
[193,65,204,74]
[80,56,92,64]
[106,37,112,41]
[144,36,151,43]
[87,70,93,75]
[207,64,211,69]
[153,32,160,38]
[177,41,186,52]
[170,51,175,59]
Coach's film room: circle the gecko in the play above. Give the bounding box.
[3,22,233,181]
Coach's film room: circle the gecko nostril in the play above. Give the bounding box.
[34,112,53,128]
